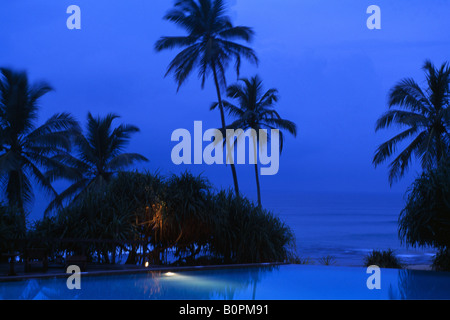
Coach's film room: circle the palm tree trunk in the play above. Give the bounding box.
[251,133,262,208]
[254,162,262,208]
[8,171,25,216]
[212,66,240,198]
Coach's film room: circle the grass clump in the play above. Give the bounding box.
[432,248,450,271]
[364,249,402,269]
[318,255,336,266]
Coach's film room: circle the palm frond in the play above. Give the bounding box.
[388,78,432,114]
[0,151,22,174]
[166,43,202,89]
[218,26,255,42]
[375,109,428,131]
[44,178,91,215]
[156,0,258,90]
[388,131,427,185]
[263,118,297,137]
[155,36,198,51]
[373,127,420,167]
[376,60,450,184]
[22,156,58,200]
[106,153,149,171]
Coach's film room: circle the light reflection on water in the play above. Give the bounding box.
[1,264,450,300]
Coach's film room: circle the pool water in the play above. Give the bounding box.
[1,264,450,300]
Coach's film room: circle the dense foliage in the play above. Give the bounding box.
[45,112,148,214]
[373,59,450,270]
[0,68,80,215]
[432,248,450,271]
[398,160,450,270]
[399,160,450,249]
[0,204,26,261]
[363,249,403,269]
[27,171,295,266]
[373,61,450,185]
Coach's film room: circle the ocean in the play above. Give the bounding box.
[263,191,436,267]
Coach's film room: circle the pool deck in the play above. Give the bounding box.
[0,261,288,282]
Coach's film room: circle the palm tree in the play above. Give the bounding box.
[212,75,297,207]
[155,0,258,197]
[46,112,148,213]
[0,68,80,216]
[373,60,450,185]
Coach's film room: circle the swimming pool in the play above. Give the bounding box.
[1,264,450,300]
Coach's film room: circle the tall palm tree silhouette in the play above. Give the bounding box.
[0,68,80,216]
[213,75,297,207]
[155,0,258,197]
[374,60,450,185]
[46,113,148,213]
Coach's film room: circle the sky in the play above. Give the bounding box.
[1,0,450,221]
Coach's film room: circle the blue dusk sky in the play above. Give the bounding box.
[1,0,449,220]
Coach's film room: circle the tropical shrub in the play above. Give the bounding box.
[30,172,154,263]
[104,170,166,264]
[398,160,450,251]
[154,172,212,264]
[364,249,402,269]
[432,248,450,271]
[28,216,65,261]
[208,189,295,264]
[318,255,336,266]
[62,191,136,262]
[0,204,26,260]
[31,171,296,266]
